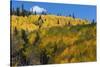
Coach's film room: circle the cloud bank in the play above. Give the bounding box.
[30,5,47,14]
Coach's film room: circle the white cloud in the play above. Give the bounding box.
[30,5,47,14]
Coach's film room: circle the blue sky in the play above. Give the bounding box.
[11,0,96,22]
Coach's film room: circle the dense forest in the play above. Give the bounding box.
[11,3,96,66]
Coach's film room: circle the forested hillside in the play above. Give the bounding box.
[11,15,96,66]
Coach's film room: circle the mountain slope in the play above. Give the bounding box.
[11,15,96,66]
[11,15,90,32]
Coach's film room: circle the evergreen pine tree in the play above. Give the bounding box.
[16,7,20,16]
